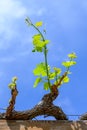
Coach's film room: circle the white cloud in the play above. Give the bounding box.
[0,0,47,51]
[0,50,31,63]
[0,0,27,50]
[36,8,46,16]
[0,0,27,18]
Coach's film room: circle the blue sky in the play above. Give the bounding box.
[0,0,87,120]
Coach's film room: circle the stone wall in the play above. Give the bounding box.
[0,120,87,130]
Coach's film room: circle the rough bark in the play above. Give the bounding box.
[6,85,18,118]
[5,103,67,120]
[0,84,67,120]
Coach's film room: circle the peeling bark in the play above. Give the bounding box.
[4,84,68,120]
[6,103,67,120]
[6,85,18,118]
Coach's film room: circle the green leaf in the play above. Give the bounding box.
[43,40,50,45]
[33,63,47,76]
[68,53,77,59]
[32,34,41,42]
[44,82,49,90]
[32,34,41,47]
[8,83,16,90]
[34,46,43,52]
[32,49,36,52]
[62,61,76,67]
[32,34,49,52]
[35,21,43,27]
[33,77,42,88]
[63,76,70,83]
[49,72,56,79]
[53,67,61,75]
[12,76,18,83]
[33,39,49,48]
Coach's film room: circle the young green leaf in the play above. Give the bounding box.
[12,76,18,83]
[62,61,76,67]
[34,46,43,52]
[32,49,36,52]
[33,40,49,48]
[32,34,41,42]
[33,63,47,76]
[63,76,70,83]
[8,83,16,90]
[26,19,77,91]
[49,72,56,79]
[68,53,77,59]
[32,34,49,52]
[44,82,49,90]
[35,21,43,27]
[33,39,49,48]
[33,77,42,88]
[53,67,61,75]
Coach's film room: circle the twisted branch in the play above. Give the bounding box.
[6,85,18,118]
[4,84,67,120]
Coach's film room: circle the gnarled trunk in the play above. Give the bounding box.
[3,84,68,120]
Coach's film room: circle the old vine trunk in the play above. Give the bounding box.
[0,84,68,120]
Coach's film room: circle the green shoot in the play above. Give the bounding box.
[8,76,18,90]
[25,18,77,91]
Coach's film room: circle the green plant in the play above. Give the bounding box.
[8,76,18,90]
[3,18,77,120]
[25,18,77,92]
